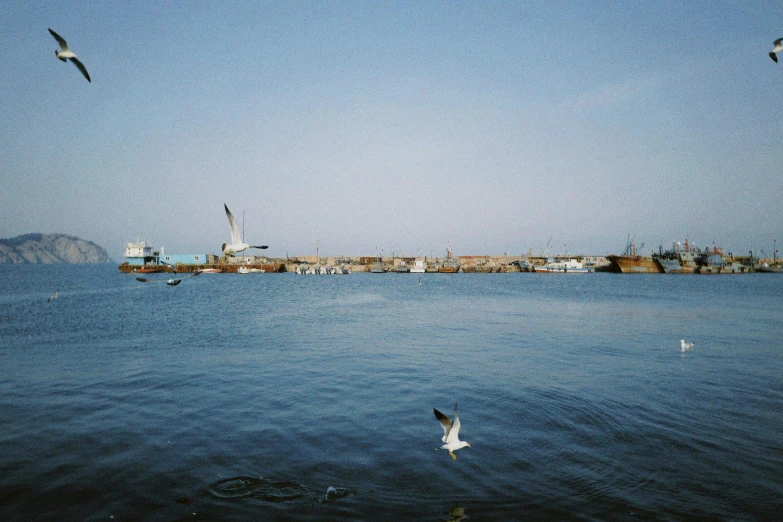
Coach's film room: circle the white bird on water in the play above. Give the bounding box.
[434,403,471,460]
[771,38,783,63]
[48,28,91,82]
[222,204,268,257]
[680,339,694,352]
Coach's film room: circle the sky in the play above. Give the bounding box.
[2,1,782,260]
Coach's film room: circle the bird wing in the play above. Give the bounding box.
[434,409,453,443]
[224,204,242,245]
[448,409,462,443]
[48,28,68,51]
[251,245,269,249]
[775,37,783,46]
[70,57,91,82]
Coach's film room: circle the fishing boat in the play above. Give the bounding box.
[756,240,782,272]
[695,247,751,274]
[607,235,662,273]
[410,259,426,273]
[425,260,440,273]
[757,262,783,273]
[438,244,459,273]
[532,258,593,273]
[653,238,698,274]
[370,257,386,273]
[517,259,534,272]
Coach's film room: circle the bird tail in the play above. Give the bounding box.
[55,50,66,62]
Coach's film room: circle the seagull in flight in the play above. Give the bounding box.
[47,289,58,302]
[222,204,268,257]
[771,38,783,63]
[48,28,91,82]
[680,339,694,352]
[434,403,471,460]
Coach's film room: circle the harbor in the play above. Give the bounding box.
[118,237,781,275]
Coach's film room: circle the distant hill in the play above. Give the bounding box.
[0,234,112,264]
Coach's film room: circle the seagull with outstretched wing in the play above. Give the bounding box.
[222,204,268,256]
[771,38,783,62]
[48,28,91,82]
[434,403,471,460]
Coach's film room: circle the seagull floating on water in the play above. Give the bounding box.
[222,204,268,257]
[48,28,91,82]
[680,339,694,352]
[434,403,471,460]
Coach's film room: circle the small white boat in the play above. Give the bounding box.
[533,258,593,273]
[410,259,426,273]
[237,266,250,274]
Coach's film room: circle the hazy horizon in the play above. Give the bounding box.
[2,2,782,260]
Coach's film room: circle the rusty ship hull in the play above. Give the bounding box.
[606,255,662,273]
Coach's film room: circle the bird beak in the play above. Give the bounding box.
[467,444,472,447]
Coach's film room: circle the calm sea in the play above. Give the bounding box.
[0,264,781,521]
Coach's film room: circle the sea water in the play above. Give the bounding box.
[0,264,781,520]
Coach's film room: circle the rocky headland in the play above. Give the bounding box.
[0,234,111,264]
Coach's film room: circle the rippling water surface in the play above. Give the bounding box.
[1,265,781,520]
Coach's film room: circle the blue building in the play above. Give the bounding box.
[160,253,207,266]
[124,240,207,267]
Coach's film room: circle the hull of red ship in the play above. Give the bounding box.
[606,255,662,273]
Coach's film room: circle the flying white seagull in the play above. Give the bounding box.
[680,339,694,352]
[48,28,91,82]
[771,38,783,63]
[222,204,268,256]
[434,403,471,460]
[47,290,58,302]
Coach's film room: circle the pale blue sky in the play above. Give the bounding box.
[2,1,782,259]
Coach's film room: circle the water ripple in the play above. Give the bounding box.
[208,476,350,505]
